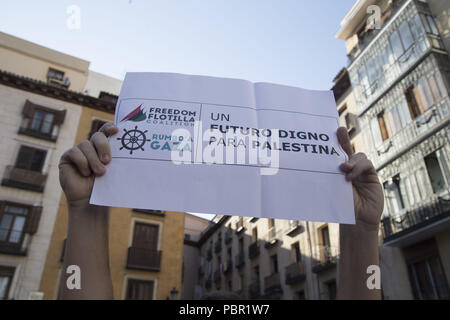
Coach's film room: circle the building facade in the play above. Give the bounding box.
[0,31,185,300]
[336,0,450,299]
[184,215,340,300]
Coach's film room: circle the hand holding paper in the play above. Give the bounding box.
[90,72,357,223]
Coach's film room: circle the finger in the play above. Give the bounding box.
[345,159,375,181]
[90,132,112,164]
[337,127,353,158]
[59,147,91,177]
[99,122,119,137]
[77,140,106,176]
[339,152,366,173]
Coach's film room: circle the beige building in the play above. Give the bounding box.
[183,214,340,300]
[182,213,211,299]
[0,31,186,300]
[336,0,450,299]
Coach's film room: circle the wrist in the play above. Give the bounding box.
[340,219,380,242]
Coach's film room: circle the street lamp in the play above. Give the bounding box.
[170,287,179,300]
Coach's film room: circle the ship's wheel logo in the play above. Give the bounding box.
[117,126,150,154]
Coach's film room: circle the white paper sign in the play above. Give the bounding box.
[90,72,355,224]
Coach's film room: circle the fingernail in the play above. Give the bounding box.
[102,154,110,163]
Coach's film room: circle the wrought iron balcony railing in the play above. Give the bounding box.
[264,272,282,297]
[126,247,161,271]
[285,262,306,285]
[312,245,339,273]
[382,197,450,242]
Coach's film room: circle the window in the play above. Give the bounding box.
[125,279,155,300]
[389,30,404,60]
[132,222,159,251]
[398,21,414,51]
[425,152,447,194]
[384,175,405,215]
[326,280,337,300]
[370,117,383,146]
[270,254,278,274]
[421,14,439,36]
[268,218,275,229]
[88,119,107,139]
[321,226,330,248]
[0,204,29,246]
[30,109,55,135]
[377,111,390,141]
[47,68,64,81]
[98,92,118,104]
[20,100,66,141]
[252,227,258,243]
[0,266,15,300]
[291,242,301,263]
[238,238,244,254]
[338,104,347,116]
[406,239,450,300]
[405,85,423,119]
[15,146,46,172]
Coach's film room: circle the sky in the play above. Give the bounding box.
[1,0,356,220]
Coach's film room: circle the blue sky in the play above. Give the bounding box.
[1,0,355,90]
[1,0,356,220]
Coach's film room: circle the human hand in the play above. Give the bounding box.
[337,127,384,228]
[59,122,118,208]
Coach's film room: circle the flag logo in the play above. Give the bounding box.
[120,104,147,122]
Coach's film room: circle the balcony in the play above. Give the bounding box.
[285,262,306,285]
[264,272,282,298]
[126,247,161,271]
[248,242,260,260]
[2,166,47,192]
[264,227,280,249]
[382,197,450,245]
[224,259,233,275]
[213,269,221,283]
[286,220,304,237]
[312,246,339,274]
[235,251,245,269]
[206,247,212,261]
[214,240,222,253]
[372,99,450,170]
[347,0,408,63]
[248,280,261,299]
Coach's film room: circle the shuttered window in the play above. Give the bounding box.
[132,223,159,250]
[15,146,47,172]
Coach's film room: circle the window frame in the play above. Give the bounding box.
[0,202,30,250]
[28,108,56,136]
